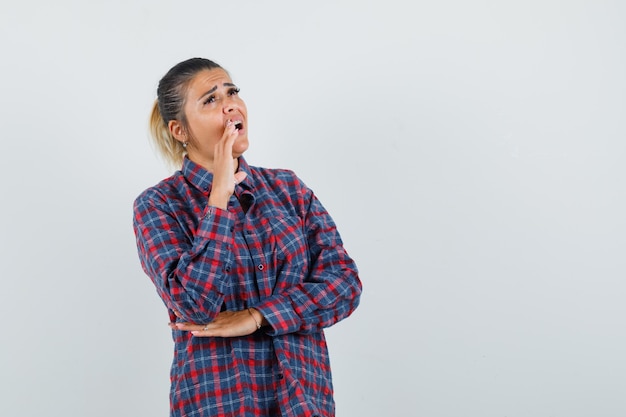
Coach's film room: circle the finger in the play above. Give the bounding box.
[174,322,209,332]
[220,119,238,145]
[192,311,257,338]
[213,121,238,171]
[190,323,227,337]
[211,120,235,160]
[191,326,229,337]
[234,171,247,184]
[222,120,239,151]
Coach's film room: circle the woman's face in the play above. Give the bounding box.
[170,68,249,169]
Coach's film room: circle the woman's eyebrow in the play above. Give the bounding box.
[198,85,218,102]
[197,83,237,102]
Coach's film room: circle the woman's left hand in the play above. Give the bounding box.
[171,309,263,337]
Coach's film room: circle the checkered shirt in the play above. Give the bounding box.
[133,157,362,417]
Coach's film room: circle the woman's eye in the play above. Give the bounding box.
[203,95,216,105]
[228,87,240,96]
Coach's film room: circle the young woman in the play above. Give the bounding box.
[133,58,362,417]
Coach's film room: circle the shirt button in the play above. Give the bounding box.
[225,266,231,272]
[257,264,264,271]
[277,373,284,380]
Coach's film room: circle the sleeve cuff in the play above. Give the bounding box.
[195,206,236,244]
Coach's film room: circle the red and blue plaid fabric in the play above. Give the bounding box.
[133,157,362,417]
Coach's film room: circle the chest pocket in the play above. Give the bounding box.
[265,214,309,292]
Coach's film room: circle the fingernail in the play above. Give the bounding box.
[226,119,233,126]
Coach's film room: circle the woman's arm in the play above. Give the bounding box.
[134,124,246,326]
[133,191,235,324]
[252,176,362,335]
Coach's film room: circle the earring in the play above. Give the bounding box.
[182,141,188,149]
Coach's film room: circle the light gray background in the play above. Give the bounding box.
[1,1,624,416]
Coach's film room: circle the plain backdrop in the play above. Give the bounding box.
[1,1,625,416]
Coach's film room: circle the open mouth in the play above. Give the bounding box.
[234,121,243,130]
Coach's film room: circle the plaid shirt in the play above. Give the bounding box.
[133,157,362,417]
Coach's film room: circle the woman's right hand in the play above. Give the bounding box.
[207,119,248,209]
[170,308,266,338]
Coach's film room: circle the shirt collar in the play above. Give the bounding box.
[181,156,254,193]
[236,157,255,191]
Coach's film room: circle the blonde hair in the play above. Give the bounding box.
[149,99,186,168]
[148,58,225,168]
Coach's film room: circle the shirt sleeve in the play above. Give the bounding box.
[133,189,235,324]
[252,176,362,335]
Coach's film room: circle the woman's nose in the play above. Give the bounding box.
[223,101,237,113]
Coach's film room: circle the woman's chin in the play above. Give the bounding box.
[232,138,249,156]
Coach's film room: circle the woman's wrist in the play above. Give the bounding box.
[247,308,267,329]
[207,192,229,210]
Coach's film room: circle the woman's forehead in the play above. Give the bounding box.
[190,68,233,89]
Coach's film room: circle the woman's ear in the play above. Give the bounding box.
[168,120,186,143]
